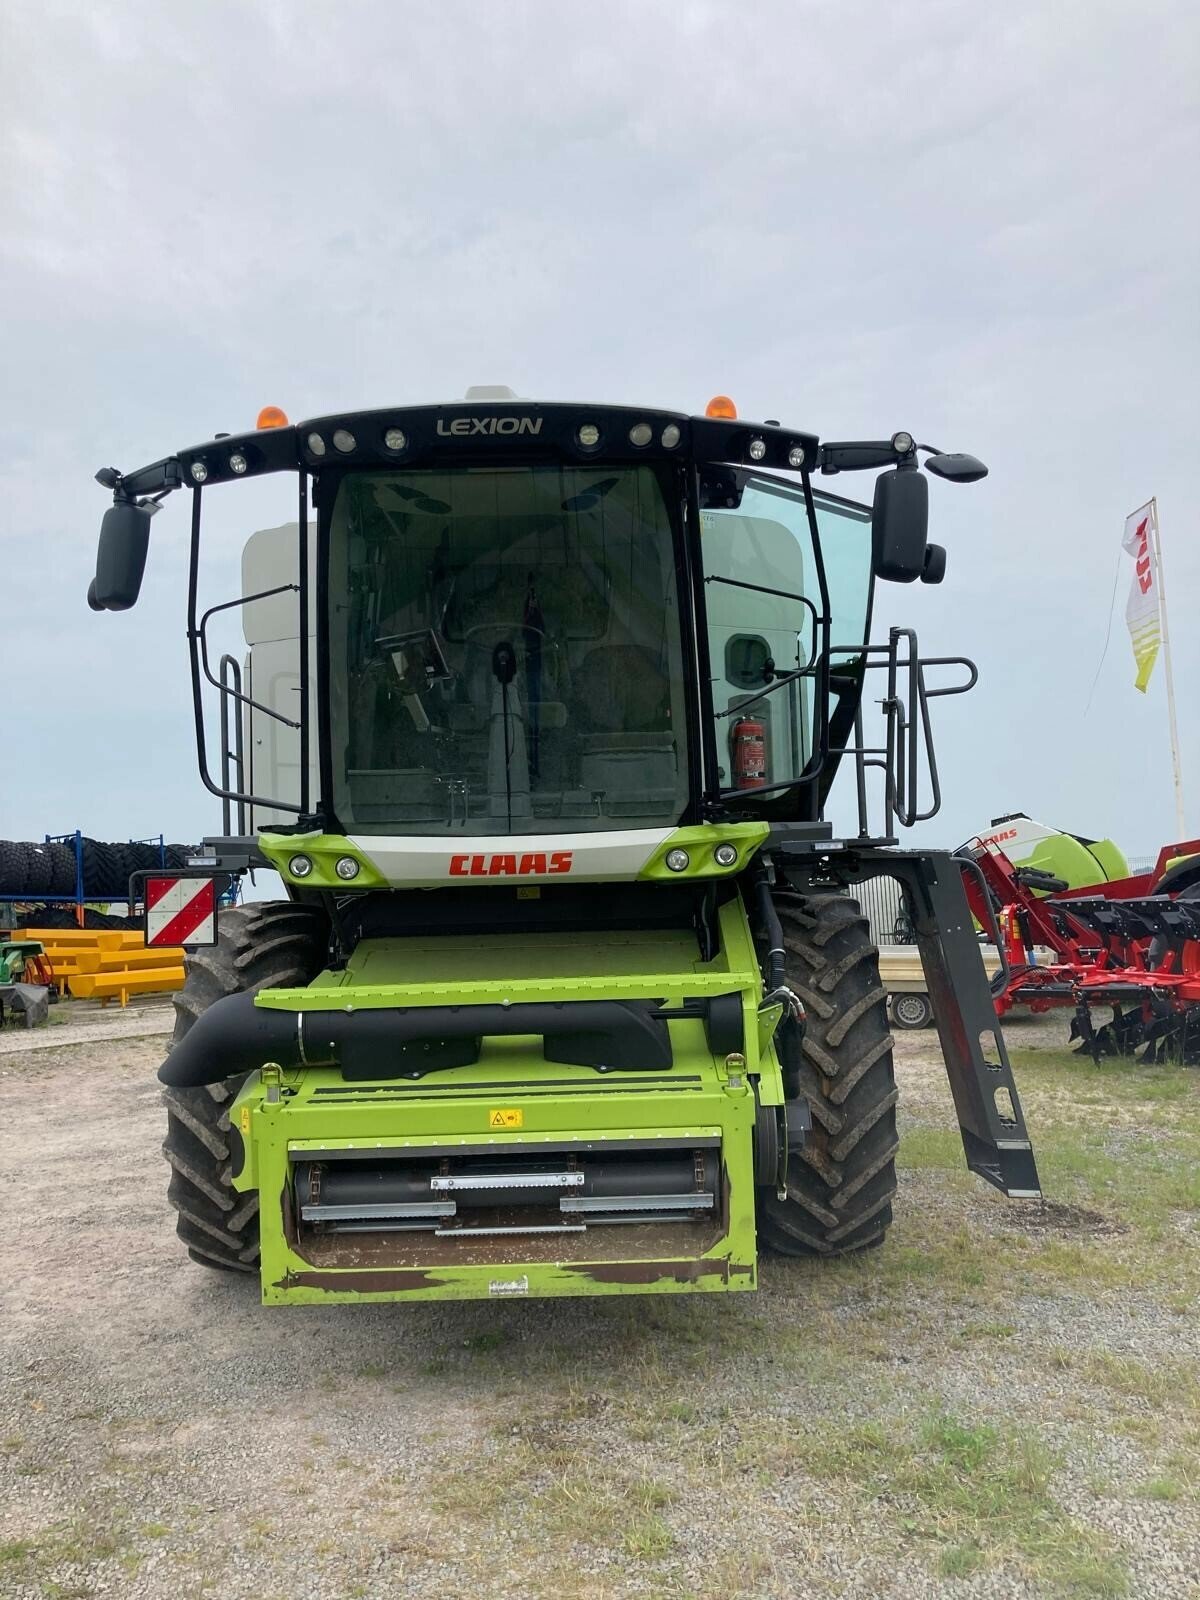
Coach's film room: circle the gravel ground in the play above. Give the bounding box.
[0,1000,173,1058]
[1,1012,1197,1599]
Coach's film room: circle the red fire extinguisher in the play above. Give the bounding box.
[731,716,767,789]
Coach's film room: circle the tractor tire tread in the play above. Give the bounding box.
[758,890,899,1257]
[163,902,328,1272]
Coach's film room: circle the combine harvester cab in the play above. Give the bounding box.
[88,391,1040,1304]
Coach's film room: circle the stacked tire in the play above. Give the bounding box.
[0,838,198,900]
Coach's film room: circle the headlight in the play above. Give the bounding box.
[665,848,690,873]
[288,854,313,878]
[334,856,361,881]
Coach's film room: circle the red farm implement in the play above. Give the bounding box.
[962,838,1200,1063]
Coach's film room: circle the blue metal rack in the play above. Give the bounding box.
[0,831,239,929]
[0,831,169,925]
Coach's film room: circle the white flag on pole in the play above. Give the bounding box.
[1122,501,1160,693]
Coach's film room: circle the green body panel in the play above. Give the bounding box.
[1009,831,1129,892]
[636,823,769,881]
[1081,838,1129,883]
[233,890,776,1304]
[256,832,391,891]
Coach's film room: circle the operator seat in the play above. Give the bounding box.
[572,644,677,815]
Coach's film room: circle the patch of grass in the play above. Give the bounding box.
[896,1050,1200,1297]
[622,1512,674,1560]
[0,1539,39,1564]
[897,1126,964,1171]
[735,1405,1125,1597]
[1141,1475,1182,1502]
[430,1409,681,1576]
[1111,1413,1161,1445]
[957,1321,1016,1342]
[463,1329,509,1353]
[662,1399,699,1424]
[938,1540,985,1577]
[1083,1352,1200,1414]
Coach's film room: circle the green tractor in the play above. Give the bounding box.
[88,390,1038,1304]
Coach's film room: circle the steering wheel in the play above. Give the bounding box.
[462,621,548,646]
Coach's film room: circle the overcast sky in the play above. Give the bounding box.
[2,0,1196,860]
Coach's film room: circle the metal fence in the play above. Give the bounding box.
[854,876,911,947]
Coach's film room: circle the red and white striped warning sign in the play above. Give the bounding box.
[144,875,218,947]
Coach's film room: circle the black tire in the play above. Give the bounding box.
[758,891,899,1256]
[81,838,105,897]
[891,991,933,1030]
[162,902,328,1272]
[11,843,33,897]
[47,843,77,896]
[0,841,21,894]
[25,845,53,897]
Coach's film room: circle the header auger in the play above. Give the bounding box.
[90,389,1038,1304]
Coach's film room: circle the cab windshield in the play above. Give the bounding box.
[327,465,690,835]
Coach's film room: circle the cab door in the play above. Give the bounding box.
[700,473,872,794]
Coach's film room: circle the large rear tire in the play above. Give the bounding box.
[162,902,328,1272]
[758,891,899,1256]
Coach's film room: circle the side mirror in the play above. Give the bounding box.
[921,543,947,584]
[925,452,987,483]
[92,501,154,611]
[871,466,928,583]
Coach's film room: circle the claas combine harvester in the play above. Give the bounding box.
[88,389,1040,1305]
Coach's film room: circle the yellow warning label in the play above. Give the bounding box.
[489,1108,524,1129]
[239,1106,251,1134]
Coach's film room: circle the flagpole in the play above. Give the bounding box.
[1151,497,1187,841]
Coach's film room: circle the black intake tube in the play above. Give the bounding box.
[754,868,786,991]
[158,989,674,1087]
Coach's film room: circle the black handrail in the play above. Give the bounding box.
[217,655,247,835]
[186,485,304,816]
[840,629,978,839]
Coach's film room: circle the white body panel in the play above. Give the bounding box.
[241,523,318,830]
[974,816,1061,856]
[350,828,674,888]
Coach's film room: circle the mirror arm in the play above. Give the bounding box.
[100,457,184,500]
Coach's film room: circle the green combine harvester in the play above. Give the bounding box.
[88,389,1039,1304]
